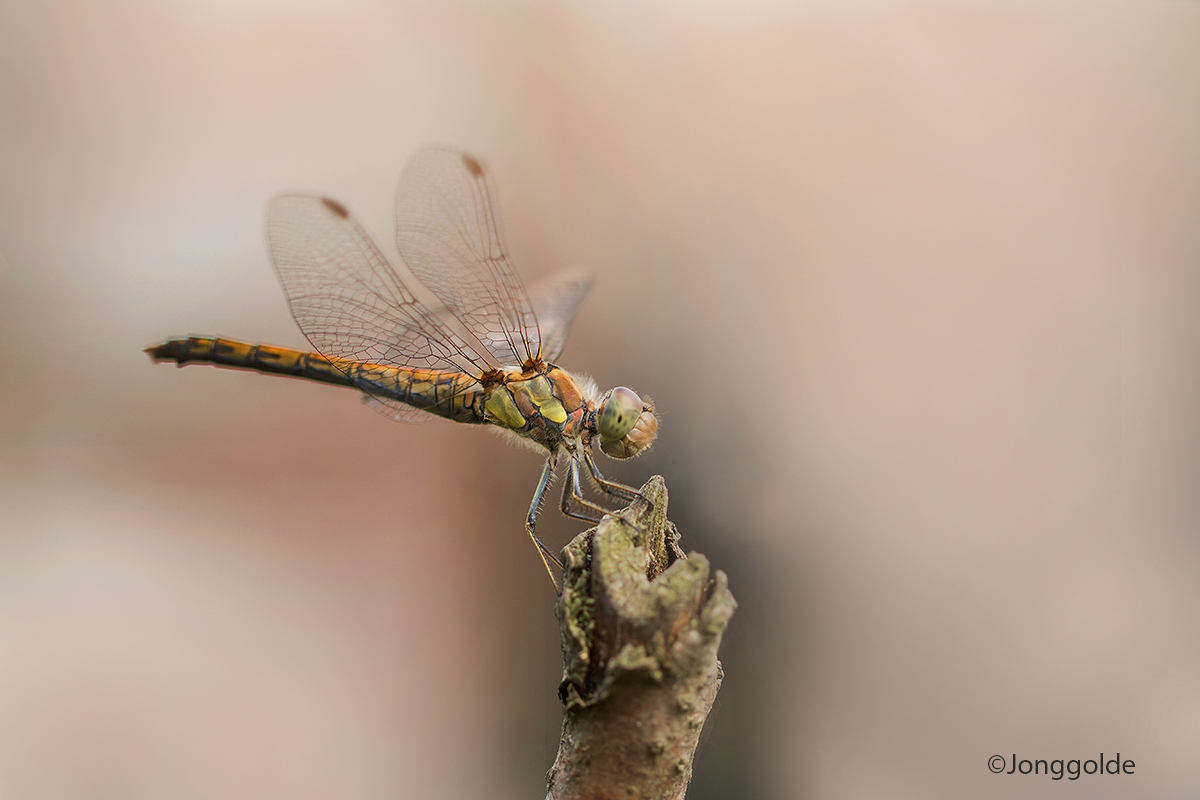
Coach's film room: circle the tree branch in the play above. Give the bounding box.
[548,476,737,800]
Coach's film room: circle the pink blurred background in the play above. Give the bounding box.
[2,1,1199,798]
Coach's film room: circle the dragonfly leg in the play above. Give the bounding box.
[582,447,650,506]
[527,451,564,589]
[560,452,613,524]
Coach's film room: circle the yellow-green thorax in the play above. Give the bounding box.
[483,365,589,450]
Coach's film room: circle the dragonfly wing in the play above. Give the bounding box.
[528,267,592,363]
[267,193,494,378]
[361,394,440,423]
[423,268,592,363]
[394,147,541,368]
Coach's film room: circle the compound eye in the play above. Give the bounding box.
[598,387,642,441]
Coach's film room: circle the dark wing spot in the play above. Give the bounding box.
[320,197,350,218]
[462,154,485,179]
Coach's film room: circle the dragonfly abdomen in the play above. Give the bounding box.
[146,337,356,387]
[349,363,484,424]
[146,336,485,424]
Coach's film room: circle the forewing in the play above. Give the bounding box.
[267,193,494,378]
[423,268,592,363]
[394,147,541,368]
[528,267,593,363]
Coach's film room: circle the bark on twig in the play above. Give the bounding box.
[548,476,736,800]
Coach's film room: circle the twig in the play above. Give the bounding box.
[548,476,737,800]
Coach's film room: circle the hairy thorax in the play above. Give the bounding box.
[483,365,596,451]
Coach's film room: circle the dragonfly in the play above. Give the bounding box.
[146,146,658,589]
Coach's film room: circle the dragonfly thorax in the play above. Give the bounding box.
[480,367,657,460]
[482,364,589,450]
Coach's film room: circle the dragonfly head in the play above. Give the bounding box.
[595,387,658,459]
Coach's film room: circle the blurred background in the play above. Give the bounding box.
[2,1,1199,798]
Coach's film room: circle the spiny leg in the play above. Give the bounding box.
[560,452,616,524]
[582,447,650,506]
[527,450,564,590]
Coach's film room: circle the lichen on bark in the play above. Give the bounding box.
[547,476,736,800]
